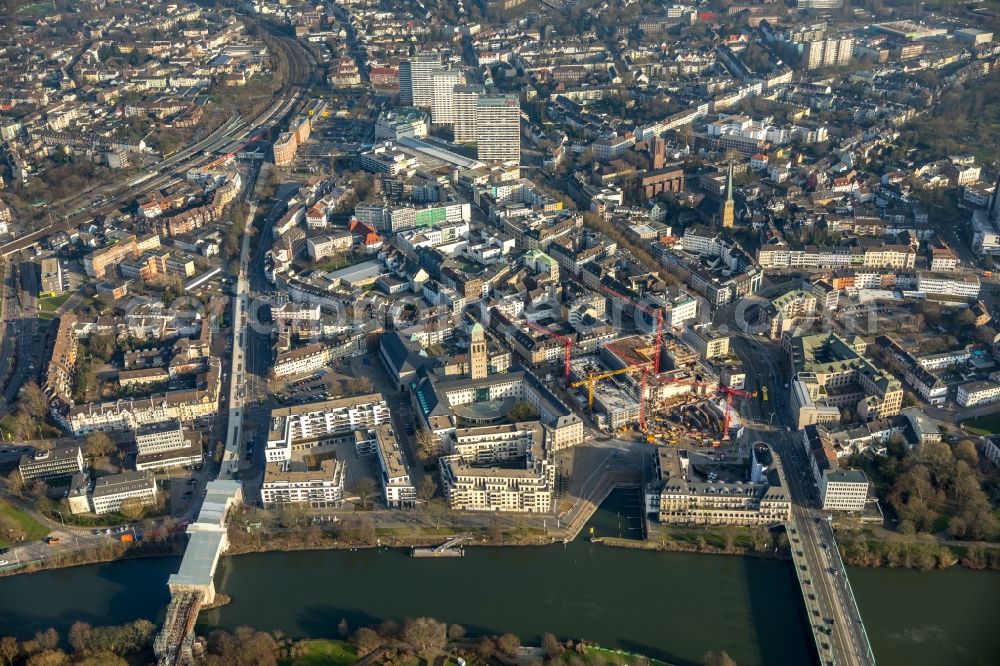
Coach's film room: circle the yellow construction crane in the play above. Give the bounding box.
[570,367,638,410]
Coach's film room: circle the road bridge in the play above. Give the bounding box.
[154,480,243,666]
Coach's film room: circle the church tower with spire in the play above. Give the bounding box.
[722,162,735,228]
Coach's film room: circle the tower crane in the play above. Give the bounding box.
[716,385,757,438]
[597,284,664,373]
[523,319,581,383]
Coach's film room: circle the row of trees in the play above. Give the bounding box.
[0,620,153,666]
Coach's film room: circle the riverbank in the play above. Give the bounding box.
[3,514,1000,665]
[8,517,1000,581]
[0,536,185,579]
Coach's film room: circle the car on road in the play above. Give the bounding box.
[90,529,100,535]
[828,568,838,575]
[820,542,828,550]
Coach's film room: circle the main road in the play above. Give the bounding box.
[732,333,876,666]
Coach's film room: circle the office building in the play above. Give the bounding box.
[645,446,792,526]
[453,84,485,143]
[134,420,185,455]
[18,446,84,481]
[820,469,870,512]
[90,470,158,515]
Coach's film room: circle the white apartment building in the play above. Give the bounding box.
[90,470,158,515]
[802,37,854,71]
[272,343,338,379]
[261,459,346,508]
[399,53,442,107]
[476,95,520,163]
[431,69,462,124]
[374,424,416,507]
[453,84,485,143]
[820,469,869,512]
[439,455,554,513]
[957,380,1000,407]
[916,271,981,299]
[449,422,543,463]
[271,302,322,322]
[266,394,391,463]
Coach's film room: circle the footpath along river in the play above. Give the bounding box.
[0,490,997,665]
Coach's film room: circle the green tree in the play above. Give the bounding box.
[496,633,521,658]
[0,636,18,666]
[541,632,562,659]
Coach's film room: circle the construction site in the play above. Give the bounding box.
[558,332,754,447]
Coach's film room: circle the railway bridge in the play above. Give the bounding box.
[153,480,243,666]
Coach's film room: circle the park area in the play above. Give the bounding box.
[962,414,1000,436]
[0,499,48,548]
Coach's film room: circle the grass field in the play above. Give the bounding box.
[285,640,358,666]
[17,2,52,15]
[0,499,49,548]
[39,293,72,313]
[962,413,1000,436]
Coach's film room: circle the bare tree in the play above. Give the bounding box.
[84,432,116,461]
[401,617,447,659]
[351,477,379,509]
[18,381,48,420]
[119,497,148,521]
[352,627,382,656]
[416,475,437,503]
[414,429,441,465]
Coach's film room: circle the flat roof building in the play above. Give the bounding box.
[91,470,158,515]
[19,446,84,481]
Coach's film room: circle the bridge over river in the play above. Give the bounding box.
[153,480,243,666]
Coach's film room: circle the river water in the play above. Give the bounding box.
[0,492,997,666]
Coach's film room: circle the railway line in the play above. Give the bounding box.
[0,25,316,259]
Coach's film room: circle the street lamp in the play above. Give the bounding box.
[55,510,65,527]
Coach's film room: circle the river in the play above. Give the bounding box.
[0,492,997,666]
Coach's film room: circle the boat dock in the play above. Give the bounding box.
[412,537,465,558]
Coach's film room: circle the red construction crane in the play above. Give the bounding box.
[716,386,758,438]
[598,285,664,373]
[524,319,580,382]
